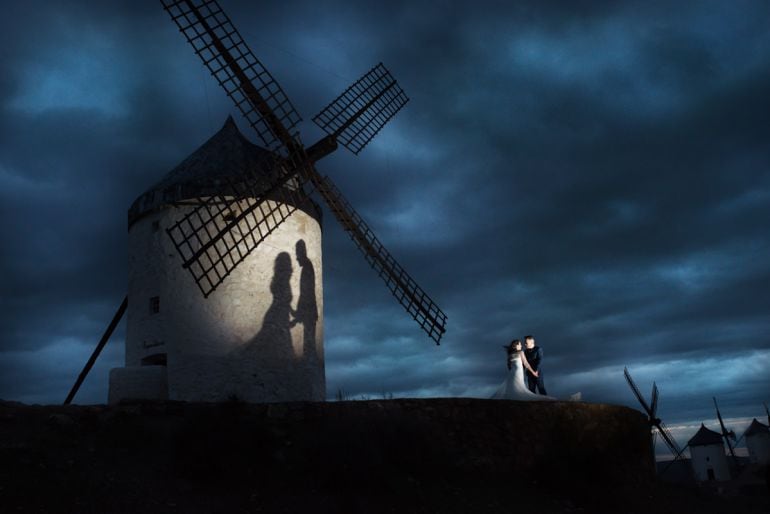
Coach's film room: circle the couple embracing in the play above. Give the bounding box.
[492,335,555,401]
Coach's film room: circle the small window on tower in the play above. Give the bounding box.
[150,296,160,314]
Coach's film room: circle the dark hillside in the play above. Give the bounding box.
[0,399,767,513]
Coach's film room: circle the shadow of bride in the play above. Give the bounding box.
[241,251,295,366]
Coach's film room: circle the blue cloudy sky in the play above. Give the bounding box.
[1,1,768,456]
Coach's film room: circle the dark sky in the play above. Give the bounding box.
[1,1,768,455]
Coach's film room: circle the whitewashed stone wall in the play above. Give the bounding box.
[689,444,730,482]
[110,198,324,403]
[746,431,770,465]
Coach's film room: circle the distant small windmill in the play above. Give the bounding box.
[712,397,741,471]
[742,406,770,466]
[64,0,446,404]
[623,367,688,471]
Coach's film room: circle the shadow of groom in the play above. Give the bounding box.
[291,239,318,364]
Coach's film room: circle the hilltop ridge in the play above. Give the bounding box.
[1,398,767,513]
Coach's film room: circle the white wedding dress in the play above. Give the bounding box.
[491,351,556,401]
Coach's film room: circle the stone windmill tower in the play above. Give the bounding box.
[109,117,325,403]
[743,417,770,466]
[687,424,731,482]
[64,0,446,405]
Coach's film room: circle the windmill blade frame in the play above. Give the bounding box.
[161,0,302,157]
[312,63,409,155]
[306,169,447,344]
[624,367,688,475]
[650,382,659,419]
[160,0,447,342]
[624,367,653,416]
[713,397,729,433]
[659,442,690,478]
[654,418,685,459]
[713,396,740,466]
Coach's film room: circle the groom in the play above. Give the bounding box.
[524,335,547,395]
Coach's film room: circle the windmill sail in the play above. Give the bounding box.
[713,397,740,468]
[624,367,687,464]
[161,0,302,157]
[654,418,684,459]
[624,367,652,413]
[313,63,409,155]
[308,170,447,344]
[161,0,312,295]
[650,382,659,419]
[161,0,446,342]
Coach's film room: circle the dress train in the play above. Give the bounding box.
[491,352,556,401]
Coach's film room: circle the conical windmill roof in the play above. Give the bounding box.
[128,116,318,227]
[687,423,724,447]
[744,418,769,437]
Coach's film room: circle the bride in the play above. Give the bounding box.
[491,339,556,401]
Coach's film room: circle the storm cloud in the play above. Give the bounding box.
[1,1,768,454]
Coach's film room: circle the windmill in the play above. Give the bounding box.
[65,0,446,404]
[712,397,741,471]
[623,367,688,472]
[730,404,770,450]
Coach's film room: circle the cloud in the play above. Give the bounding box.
[0,1,767,437]
[0,336,124,405]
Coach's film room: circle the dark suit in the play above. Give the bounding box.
[524,345,547,395]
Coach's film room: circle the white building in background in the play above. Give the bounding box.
[109,117,324,404]
[688,424,731,482]
[743,418,770,466]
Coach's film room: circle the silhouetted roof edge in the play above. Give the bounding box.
[744,418,769,437]
[128,116,320,228]
[688,423,724,447]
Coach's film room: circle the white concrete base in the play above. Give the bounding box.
[108,366,168,404]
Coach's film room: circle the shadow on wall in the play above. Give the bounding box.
[292,240,318,364]
[240,239,318,369]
